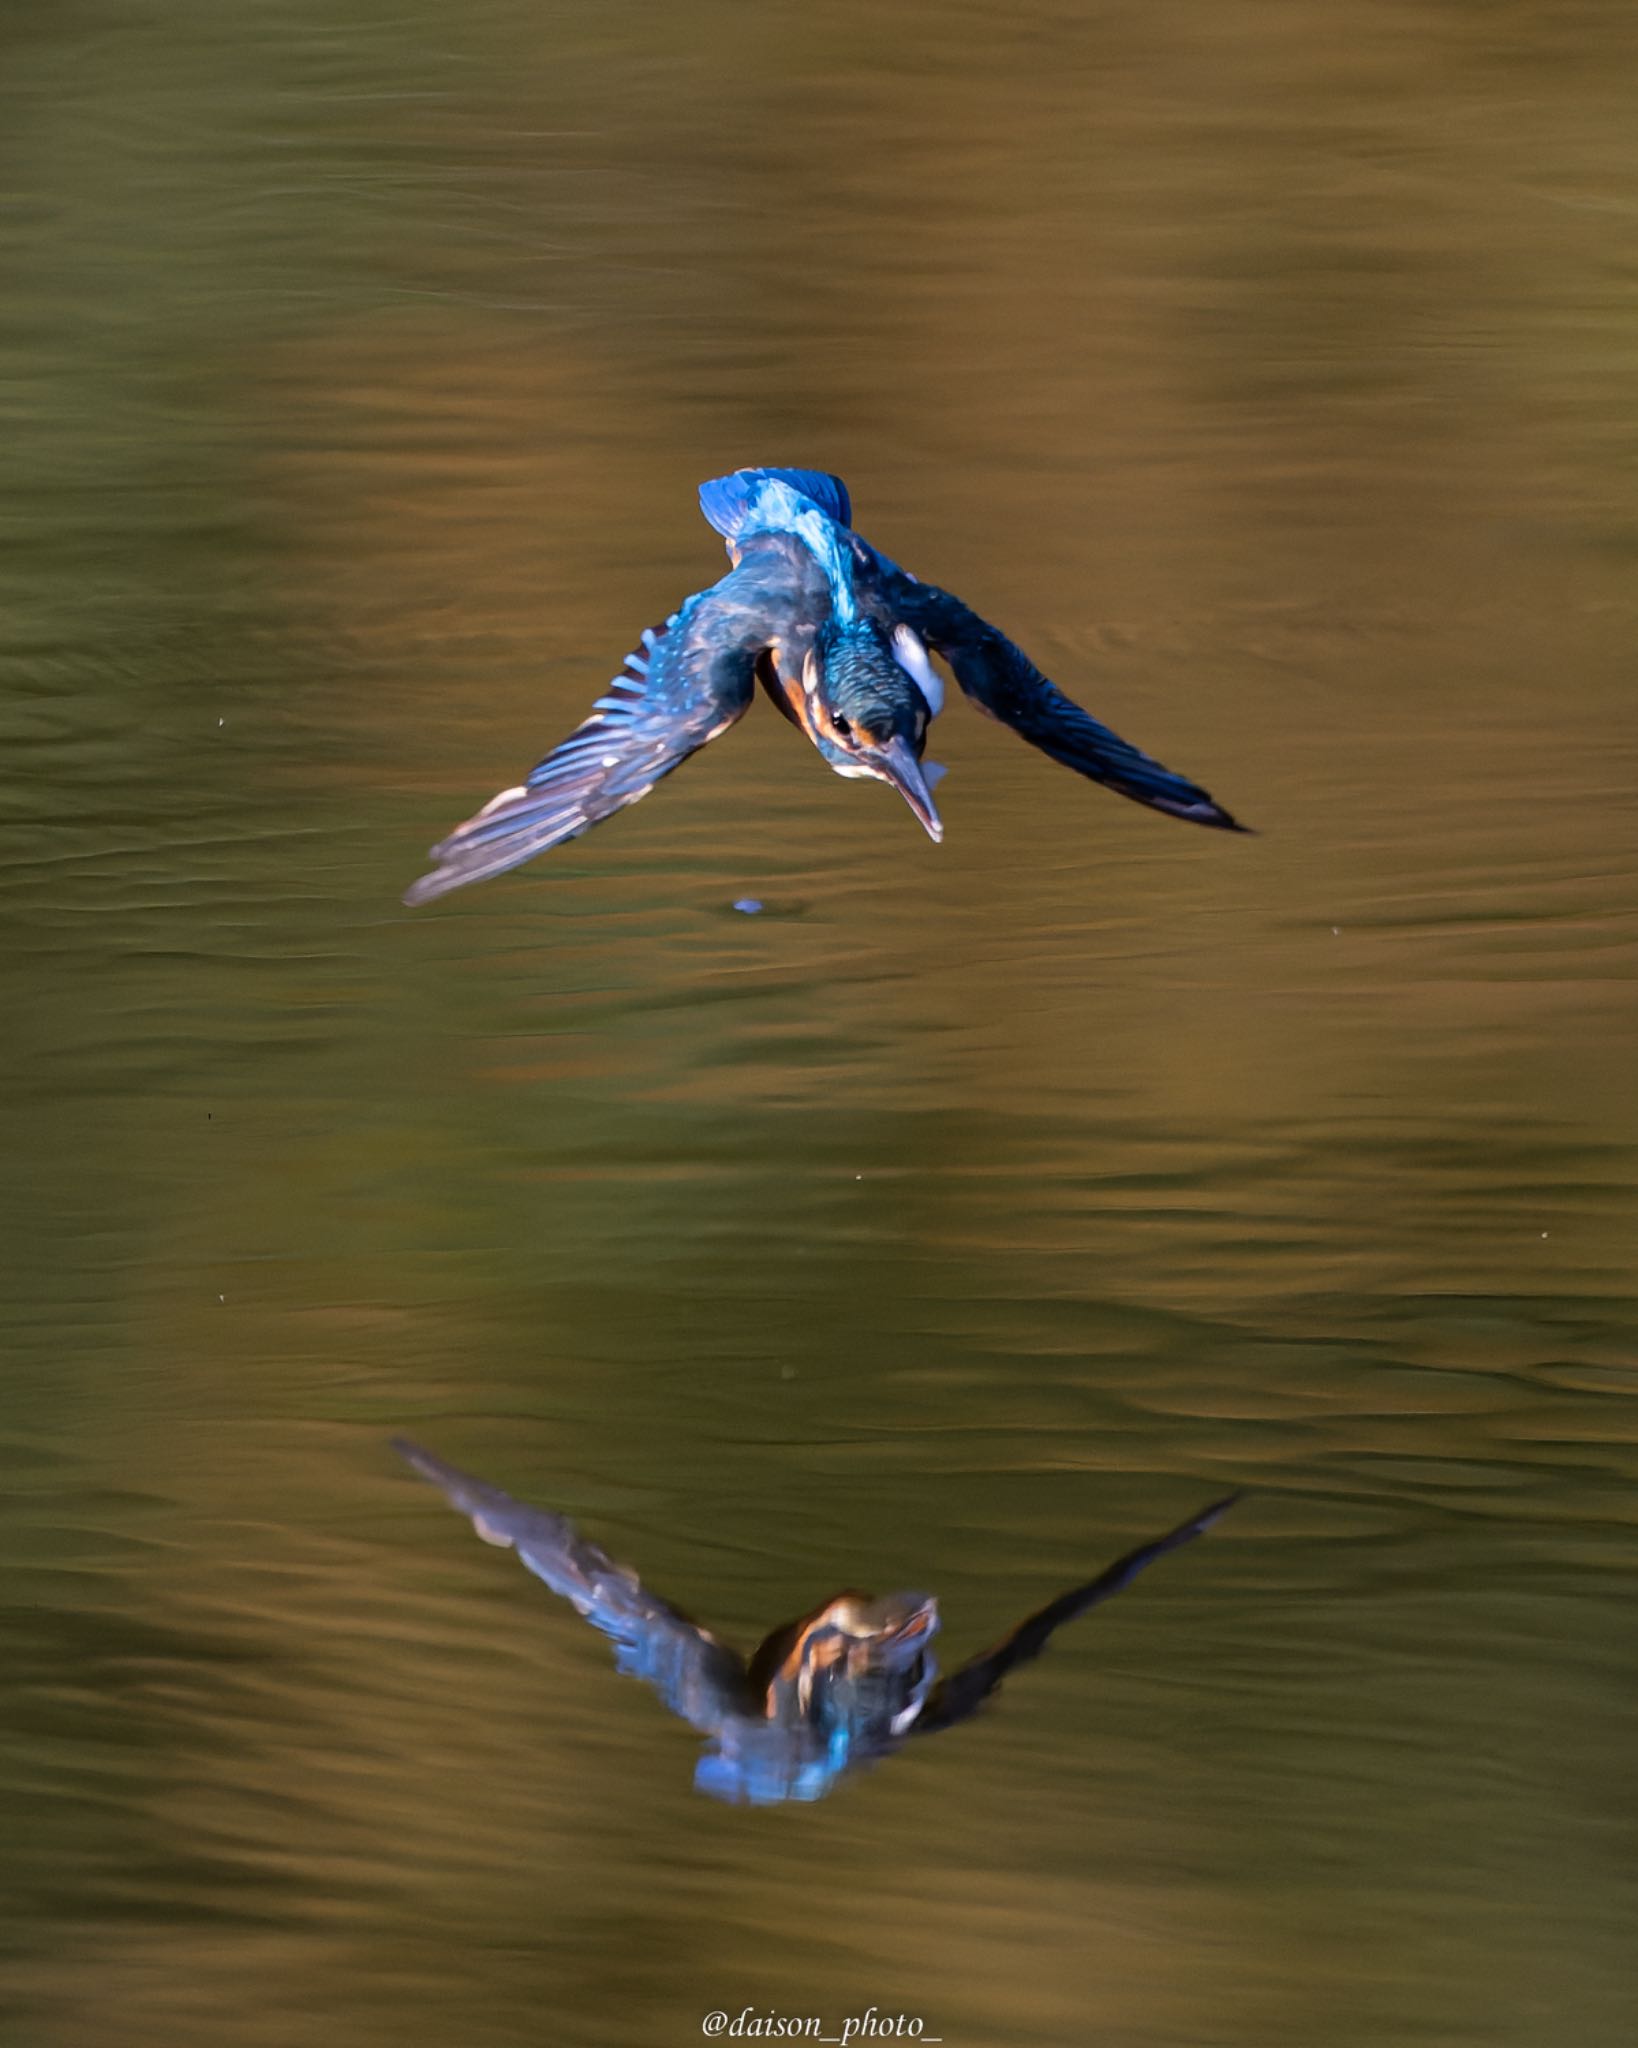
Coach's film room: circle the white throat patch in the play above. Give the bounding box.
[891,625,943,716]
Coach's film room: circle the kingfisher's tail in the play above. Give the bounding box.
[698,467,852,541]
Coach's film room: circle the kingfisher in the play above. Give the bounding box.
[403,467,1244,904]
[392,1437,1237,1805]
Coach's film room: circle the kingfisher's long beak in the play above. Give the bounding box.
[873,735,943,843]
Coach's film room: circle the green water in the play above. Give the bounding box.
[3,3,1636,2043]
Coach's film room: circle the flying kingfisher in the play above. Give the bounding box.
[403,467,1245,904]
[392,1438,1237,1805]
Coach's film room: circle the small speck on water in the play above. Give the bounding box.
[732,898,764,915]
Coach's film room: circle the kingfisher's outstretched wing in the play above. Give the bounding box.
[404,544,816,905]
[393,1440,750,1735]
[915,1492,1239,1736]
[871,572,1245,832]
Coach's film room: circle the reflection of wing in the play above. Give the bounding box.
[880,576,1245,832]
[393,1440,749,1735]
[404,545,811,905]
[916,1493,1239,1735]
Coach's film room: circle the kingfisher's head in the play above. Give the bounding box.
[753,1587,941,1744]
[800,1591,942,1742]
[800,615,946,841]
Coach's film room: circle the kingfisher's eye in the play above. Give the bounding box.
[832,714,852,739]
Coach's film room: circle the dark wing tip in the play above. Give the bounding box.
[1150,792,1254,835]
[391,1436,448,1483]
[402,846,513,905]
[401,871,452,909]
[1189,1489,1245,1531]
[391,1437,492,1506]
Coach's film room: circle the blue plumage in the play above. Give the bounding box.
[696,466,853,539]
[404,468,1243,905]
[393,1438,1237,1806]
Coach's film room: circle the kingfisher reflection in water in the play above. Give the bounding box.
[394,1439,1237,1805]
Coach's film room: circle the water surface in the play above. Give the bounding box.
[3,4,1637,2044]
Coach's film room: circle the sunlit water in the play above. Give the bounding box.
[3,3,1637,2044]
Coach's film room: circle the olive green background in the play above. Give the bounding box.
[2,3,1636,2044]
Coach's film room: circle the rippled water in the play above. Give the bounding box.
[4,3,1637,2044]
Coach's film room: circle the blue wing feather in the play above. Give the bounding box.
[403,553,807,905]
